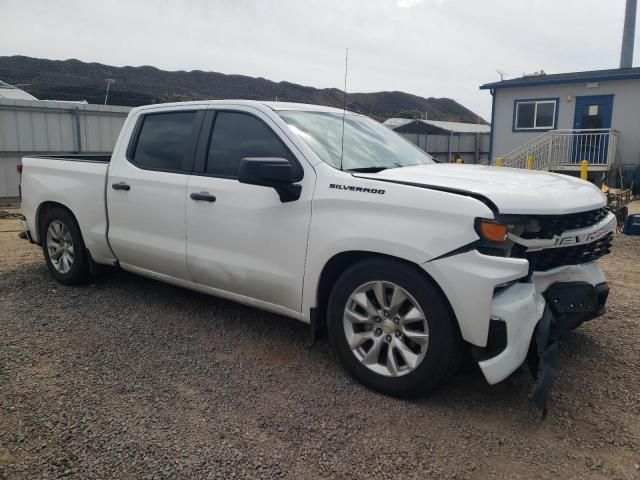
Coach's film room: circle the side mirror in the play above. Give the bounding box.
[238,157,302,202]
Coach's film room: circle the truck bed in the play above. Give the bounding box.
[20,155,115,265]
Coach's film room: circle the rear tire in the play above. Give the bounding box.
[41,207,90,285]
[327,258,462,398]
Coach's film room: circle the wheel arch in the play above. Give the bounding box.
[314,250,461,338]
[36,201,82,245]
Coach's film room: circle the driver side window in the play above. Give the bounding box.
[206,112,291,178]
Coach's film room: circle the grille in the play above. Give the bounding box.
[522,207,609,239]
[525,232,613,272]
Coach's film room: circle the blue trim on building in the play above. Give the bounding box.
[488,89,496,162]
[481,72,640,90]
[511,97,559,132]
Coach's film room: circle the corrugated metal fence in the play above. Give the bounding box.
[399,132,490,164]
[0,100,492,198]
[0,98,130,198]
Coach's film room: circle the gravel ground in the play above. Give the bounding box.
[1,205,639,479]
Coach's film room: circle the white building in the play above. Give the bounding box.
[480,67,640,188]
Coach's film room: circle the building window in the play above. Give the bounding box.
[514,99,557,131]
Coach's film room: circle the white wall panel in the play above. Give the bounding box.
[0,99,130,197]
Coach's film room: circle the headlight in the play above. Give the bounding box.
[475,219,508,243]
[473,217,532,267]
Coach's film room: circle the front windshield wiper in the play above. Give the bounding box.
[346,166,391,173]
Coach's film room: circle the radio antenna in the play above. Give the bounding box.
[340,47,348,171]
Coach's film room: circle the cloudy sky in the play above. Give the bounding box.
[0,0,637,118]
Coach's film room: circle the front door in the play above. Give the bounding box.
[185,107,314,315]
[572,95,614,164]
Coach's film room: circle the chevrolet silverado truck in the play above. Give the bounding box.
[19,101,615,412]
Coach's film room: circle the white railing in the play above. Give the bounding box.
[499,129,618,170]
[500,131,554,170]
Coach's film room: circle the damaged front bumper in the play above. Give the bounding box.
[527,279,608,415]
[474,261,608,385]
[423,252,609,414]
[477,262,609,415]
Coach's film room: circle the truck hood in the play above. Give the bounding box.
[355,164,607,215]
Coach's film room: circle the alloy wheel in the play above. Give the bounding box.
[343,281,430,377]
[46,220,74,274]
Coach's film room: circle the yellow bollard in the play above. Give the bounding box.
[456,158,463,164]
[580,160,588,180]
[495,157,503,167]
[526,155,533,170]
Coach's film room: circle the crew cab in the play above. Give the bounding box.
[19,101,616,411]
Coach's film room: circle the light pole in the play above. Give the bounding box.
[104,79,116,105]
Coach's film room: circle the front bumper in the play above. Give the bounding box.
[476,262,607,385]
[422,253,608,385]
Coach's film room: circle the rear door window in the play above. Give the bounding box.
[131,111,198,172]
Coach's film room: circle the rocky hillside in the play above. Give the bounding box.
[0,55,486,123]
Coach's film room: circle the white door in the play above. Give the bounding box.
[107,108,203,280]
[186,108,314,314]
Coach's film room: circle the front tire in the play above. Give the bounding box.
[41,207,90,285]
[327,258,461,398]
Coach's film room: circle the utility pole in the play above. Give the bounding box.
[104,79,115,105]
[620,0,637,68]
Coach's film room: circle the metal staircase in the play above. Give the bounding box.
[498,129,618,171]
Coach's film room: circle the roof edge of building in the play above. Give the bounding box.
[480,67,640,90]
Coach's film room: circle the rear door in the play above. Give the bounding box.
[107,107,204,280]
[185,107,314,314]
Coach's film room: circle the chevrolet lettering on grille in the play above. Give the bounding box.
[553,216,617,247]
[508,213,616,251]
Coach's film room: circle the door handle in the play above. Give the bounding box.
[190,191,216,202]
[112,182,131,191]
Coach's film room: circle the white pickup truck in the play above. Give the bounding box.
[19,100,615,412]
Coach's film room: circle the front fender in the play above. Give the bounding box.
[302,171,495,320]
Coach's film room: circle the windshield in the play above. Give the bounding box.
[278,111,435,171]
